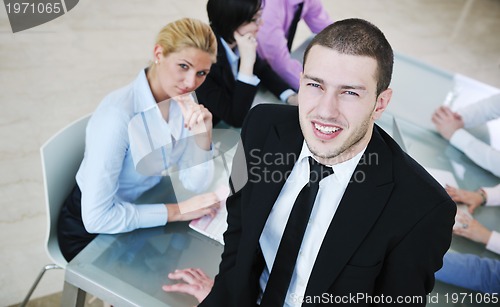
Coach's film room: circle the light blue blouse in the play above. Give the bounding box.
[76,69,214,234]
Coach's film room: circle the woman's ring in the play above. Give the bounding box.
[462,223,468,229]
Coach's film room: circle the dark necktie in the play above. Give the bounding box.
[287,2,304,51]
[260,156,334,306]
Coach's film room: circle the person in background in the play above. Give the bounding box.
[435,252,500,294]
[164,18,455,306]
[448,183,500,254]
[57,18,221,262]
[432,92,500,177]
[195,0,298,128]
[434,183,500,293]
[432,94,500,293]
[257,0,332,90]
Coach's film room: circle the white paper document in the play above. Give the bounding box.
[189,202,227,245]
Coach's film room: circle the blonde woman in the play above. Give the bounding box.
[58,18,220,261]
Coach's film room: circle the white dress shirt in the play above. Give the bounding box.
[77,69,214,234]
[451,93,500,177]
[449,93,500,254]
[259,142,365,306]
[220,38,261,86]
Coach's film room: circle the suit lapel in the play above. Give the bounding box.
[304,126,395,303]
[215,35,237,91]
[243,118,304,253]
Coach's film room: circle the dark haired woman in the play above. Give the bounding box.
[196,0,298,128]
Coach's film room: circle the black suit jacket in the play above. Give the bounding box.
[195,34,291,128]
[201,104,456,306]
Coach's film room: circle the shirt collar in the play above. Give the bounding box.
[168,98,184,141]
[133,69,158,114]
[133,68,186,141]
[154,96,188,142]
[297,141,366,183]
[128,71,191,175]
[220,37,240,78]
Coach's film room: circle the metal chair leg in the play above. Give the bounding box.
[20,264,62,307]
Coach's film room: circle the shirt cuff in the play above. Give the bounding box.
[482,186,500,206]
[280,89,296,103]
[449,129,473,151]
[486,231,500,255]
[237,73,260,86]
[137,203,168,228]
[192,142,215,164]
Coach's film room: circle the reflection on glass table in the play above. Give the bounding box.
[63,220,223,307]
[61,127,241,307]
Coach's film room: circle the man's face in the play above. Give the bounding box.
[298,45,392,165]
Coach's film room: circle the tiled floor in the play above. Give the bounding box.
[1,0,499,306]
[8,292,104,307]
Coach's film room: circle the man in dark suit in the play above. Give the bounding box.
[164,18,456,306]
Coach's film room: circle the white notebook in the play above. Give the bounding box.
[189,200,228,245]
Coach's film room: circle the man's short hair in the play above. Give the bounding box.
[303,18,394,96]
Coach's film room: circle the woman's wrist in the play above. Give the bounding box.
[477,188,487,206]
[286,93,298,106]
[194,133,212,151]
[166,203,180,222]
[483,229,493,245]
[239,60,254,76]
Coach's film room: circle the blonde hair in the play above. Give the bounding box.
[153,18,217,64]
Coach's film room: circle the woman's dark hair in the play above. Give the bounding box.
[207,0,263,44]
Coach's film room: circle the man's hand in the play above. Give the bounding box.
[162,268,214,303]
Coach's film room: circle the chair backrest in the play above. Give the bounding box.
[40,114,90,268]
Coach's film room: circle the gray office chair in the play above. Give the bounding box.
[21,114,90,307]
